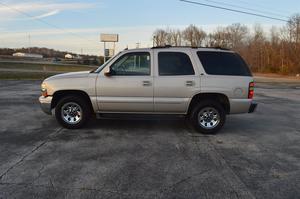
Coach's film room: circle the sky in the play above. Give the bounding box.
[0,0,299,55]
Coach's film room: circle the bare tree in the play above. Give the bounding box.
[153,29,168,46]
[270,26,280,45]
[225,23,249,49]
[249,24,266,72]
[151,14,300,75]
[287,14,300,43]
[169,29,182,46]
[209,27,229,48]
[182,25,206,47]
[253,24,266,43]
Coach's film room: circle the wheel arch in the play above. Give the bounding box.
[51,90,94,112]
[187,93,230,115]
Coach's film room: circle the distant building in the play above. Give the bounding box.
[75,55,83,60]
[65,54,74,59]
[12,52,43,59]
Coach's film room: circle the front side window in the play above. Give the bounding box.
[110,52,150,76]
[158,52,195,76]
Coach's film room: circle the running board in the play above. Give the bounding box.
[96,113,186,120]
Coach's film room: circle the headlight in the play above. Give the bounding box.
[41,83,48,97]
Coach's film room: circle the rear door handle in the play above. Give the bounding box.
[143,81,152,86]
[186,81,195,87]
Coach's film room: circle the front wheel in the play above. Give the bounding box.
[190,100,226,134]
[55,96,90,129]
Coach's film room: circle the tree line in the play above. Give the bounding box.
[0,47,102,65]
[0,47,71,58]
[153,14,300,75]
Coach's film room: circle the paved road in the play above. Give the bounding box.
[0,80,299,199]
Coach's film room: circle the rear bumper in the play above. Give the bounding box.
[229,99,258,114]
[248,102,258,113]
[39,96,53,115]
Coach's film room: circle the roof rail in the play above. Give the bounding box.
[151,45,172,49]
[151,45,231,50]
[211,46,230,50]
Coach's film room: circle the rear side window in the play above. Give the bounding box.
[158,52,195,76]
[197,51,252,76]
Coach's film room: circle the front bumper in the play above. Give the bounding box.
[248,102,258,113]
[39,96,53,115]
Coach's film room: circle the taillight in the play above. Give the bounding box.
[248,82,255,99]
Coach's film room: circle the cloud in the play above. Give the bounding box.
[31,9,60,19]
[0,1,94,21]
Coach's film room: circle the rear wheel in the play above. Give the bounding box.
[55,96,90,129]
[190,100,226,134]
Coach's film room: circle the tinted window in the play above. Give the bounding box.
[158,52,195,76]
[110,52,150,76]
[197,51,252,76]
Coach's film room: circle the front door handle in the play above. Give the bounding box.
[186,81,195,87]
[143,81,152,86]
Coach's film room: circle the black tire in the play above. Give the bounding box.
[190,100,226,134]
[55,96,91,129]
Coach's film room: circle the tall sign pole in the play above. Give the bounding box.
[100,34,119,63]
[103,41,106,63]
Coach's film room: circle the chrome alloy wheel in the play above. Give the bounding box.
[197,107,220,129]
[61,102,82,125]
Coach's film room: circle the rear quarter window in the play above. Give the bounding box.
[197,51,252,76]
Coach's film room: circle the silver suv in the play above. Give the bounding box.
[39,47,257,134]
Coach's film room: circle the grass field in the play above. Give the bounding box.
[0,71,60,80]
[0,62,97,80]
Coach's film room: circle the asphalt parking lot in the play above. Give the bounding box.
[0,80,299,199]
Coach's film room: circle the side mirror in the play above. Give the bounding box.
[104,69,112,77]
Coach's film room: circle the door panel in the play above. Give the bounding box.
[96,51,154,113]
[97,76,153,112]
[153,50,200,113]
[154,76,199,113]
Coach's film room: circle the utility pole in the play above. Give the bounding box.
[28,34,31,53]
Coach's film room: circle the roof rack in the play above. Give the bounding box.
[151,45,172,49]
[151,45,230,50]
[211,46,230,50]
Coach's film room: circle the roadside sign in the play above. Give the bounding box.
[100,34,119,42]
[105,49,114,57]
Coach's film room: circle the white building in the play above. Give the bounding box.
[65,54,74,59]
[13,52,43,59]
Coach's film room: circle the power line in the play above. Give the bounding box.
[0,1,96,45]
[202,0,289,19]
[179,0,289,22]
[232,0,291,14]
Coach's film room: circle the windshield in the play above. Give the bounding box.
[93,52,121,73]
